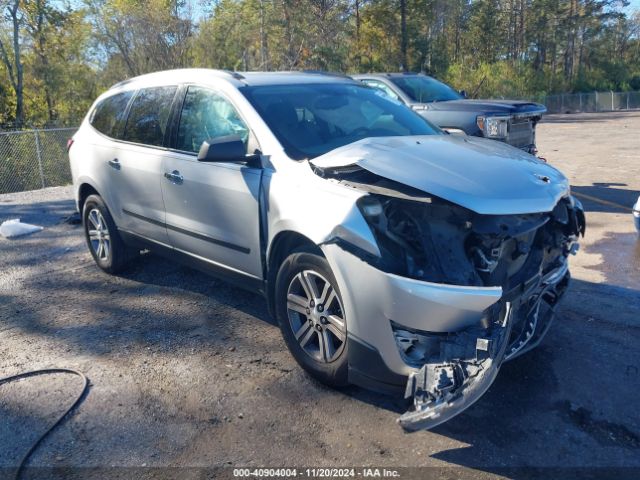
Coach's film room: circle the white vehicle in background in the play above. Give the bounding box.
[68,69,585,431]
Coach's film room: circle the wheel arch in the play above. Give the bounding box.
[265,230,323,318]
[77,182,101,213]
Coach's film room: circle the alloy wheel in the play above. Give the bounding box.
[286,270,346,363]
[87,208,111,262]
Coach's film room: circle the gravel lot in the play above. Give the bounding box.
[1,112,639,479]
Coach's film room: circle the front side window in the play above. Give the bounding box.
[122,86,177,147]
[89,91,134,139]
[241,83,440,160]
[390,76,463,103]
[176,86,249,154]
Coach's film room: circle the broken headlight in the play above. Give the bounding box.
[355,194,478,285]
[356,194,435,280]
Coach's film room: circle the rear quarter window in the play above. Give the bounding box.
[89,91,135,139]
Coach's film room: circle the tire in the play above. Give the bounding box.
[275,248,349,387]
[82,194,131,274]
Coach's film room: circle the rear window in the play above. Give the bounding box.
[89,91,134,138]
[122,86,178,147]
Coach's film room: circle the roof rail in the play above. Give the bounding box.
[221,70,245,80]
[302,70,350,79]
[382,72,418,76]
[109,69,245,90]
[111,77,136,89]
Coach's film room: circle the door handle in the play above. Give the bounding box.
[108,158,120,170]
[164,170,183,184]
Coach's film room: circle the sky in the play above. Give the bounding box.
[628,0,640,10]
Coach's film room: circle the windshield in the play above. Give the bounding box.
[241,83,440,160]
[390,76,463,103]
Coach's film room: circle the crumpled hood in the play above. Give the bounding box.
[424,99,546,115]
[311,135,569,215]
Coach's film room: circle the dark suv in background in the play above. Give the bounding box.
[353,73,546,154]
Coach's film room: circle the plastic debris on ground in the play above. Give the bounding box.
[0,219,44,238]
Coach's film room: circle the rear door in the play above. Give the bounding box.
[84,89,135,225]
[109,86,178,243]
[160,85,263,278]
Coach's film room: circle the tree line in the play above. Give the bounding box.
[1,0,639,129]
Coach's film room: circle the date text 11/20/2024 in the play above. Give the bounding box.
[233,468,401,477]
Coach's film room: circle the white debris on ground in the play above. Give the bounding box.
[0,218,44,238]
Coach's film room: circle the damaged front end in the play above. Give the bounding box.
[318,165,585,431]
[396,301,512,431]
[395,269,570,431]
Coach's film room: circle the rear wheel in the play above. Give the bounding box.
[275,248,348,387]
[82,194,131,274]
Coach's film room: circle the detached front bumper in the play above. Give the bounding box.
[398,303,511,431]
[322,242,571,432]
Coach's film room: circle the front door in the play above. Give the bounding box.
[160,86,263,278]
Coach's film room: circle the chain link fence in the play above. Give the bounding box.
[0,128,76,195]
[528,91,640,114]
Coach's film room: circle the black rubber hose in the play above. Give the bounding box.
[0,368,89,480]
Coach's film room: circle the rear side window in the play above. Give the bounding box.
[89,91,134,138]
[122,86,178,147]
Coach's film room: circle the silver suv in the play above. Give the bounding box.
[69,69,585,431]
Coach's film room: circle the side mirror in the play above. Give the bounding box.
[197,135,248,163]
[459,90,468,98]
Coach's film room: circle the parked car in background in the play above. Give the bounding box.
[634,196,640,233]
[353,73,546,154]
[69,69,584,431]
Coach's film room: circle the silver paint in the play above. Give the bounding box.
[311,134,569,215]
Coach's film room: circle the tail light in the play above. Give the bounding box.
[66,138,74,152]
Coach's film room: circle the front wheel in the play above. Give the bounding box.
[275,248,349,387]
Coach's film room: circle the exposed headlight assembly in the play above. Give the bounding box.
[355,194,474,284]
[358,195,384,218]
[477,115,509,139]
[356,194,432,279]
